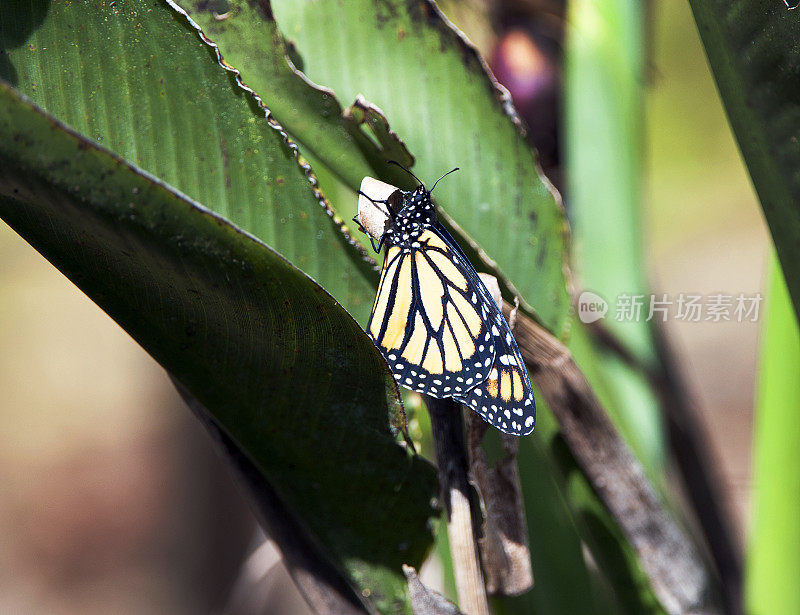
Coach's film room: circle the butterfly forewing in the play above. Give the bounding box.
[367,228,496,399]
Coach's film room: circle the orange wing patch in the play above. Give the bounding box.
[368,246,400,338]
[429,250,467,291]
[486,368,499,398]
[415,252,444,329]
[418,229,449,253]
[382,255,413,350]
[512,369,524,402]
[401,312,427,364]
[500,370,512,401]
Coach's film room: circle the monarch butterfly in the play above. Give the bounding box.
[356,166,535,436]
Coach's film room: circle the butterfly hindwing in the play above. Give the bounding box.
[367,228,496,399]
[453,321,536,436]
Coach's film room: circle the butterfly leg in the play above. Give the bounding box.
[351,215,385,253]
[369,234,384,253]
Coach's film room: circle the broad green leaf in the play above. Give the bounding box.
[171,0,422,255]
[170,0,413,192]
[746,255,800,615]
[0,81,439,614]
[687,0,800,322]
[148,8,609,607]
[271,0,571,337]
[0,0,445,608]
[0,0,376,325]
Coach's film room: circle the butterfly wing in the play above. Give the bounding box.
[453,325,536,436]
[367,229,496,399]
[430,226,536,435]
[367,223,536,435]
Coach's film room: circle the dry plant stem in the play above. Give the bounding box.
[425,396,491,615]
[466,414,533,596]
[651,325,742,615]
[587,318,742,615]
[508,309,723,615]
[172,379,367,615]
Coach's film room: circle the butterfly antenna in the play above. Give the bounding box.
[429,167,460,193]
[387,160,424,187]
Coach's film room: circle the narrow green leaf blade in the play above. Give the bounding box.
[746,255,800,615]
[564,0,665,474]
[687,0,800,321]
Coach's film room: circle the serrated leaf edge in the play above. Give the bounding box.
[164,0,376,268]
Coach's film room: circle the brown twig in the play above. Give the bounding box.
[650,324,743,615]
[466,413,533,596]
[509,309,723,615]
[425,396,490,615]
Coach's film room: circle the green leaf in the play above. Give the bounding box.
[166,0,420,263]
[0,81,439,614]
[746,254,800,615]
[0,0,376,325]
[565,0,650,361]
[171,0,411,192]
[687,0,800,322]
[563,0,665,476]
[0,0,445,608]
[270,0,571,336]
[687,3,800,609]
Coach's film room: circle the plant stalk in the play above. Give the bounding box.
[510,308,723,615]
[426,396,490,615]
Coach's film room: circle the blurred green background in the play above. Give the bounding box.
[0,0,765,612]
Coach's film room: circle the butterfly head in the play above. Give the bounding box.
[382,186,437,250]
[358,166,460,253]
[401,185,435,215]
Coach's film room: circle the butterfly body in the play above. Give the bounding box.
[362,178,535,436]
[380,186,436,248]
